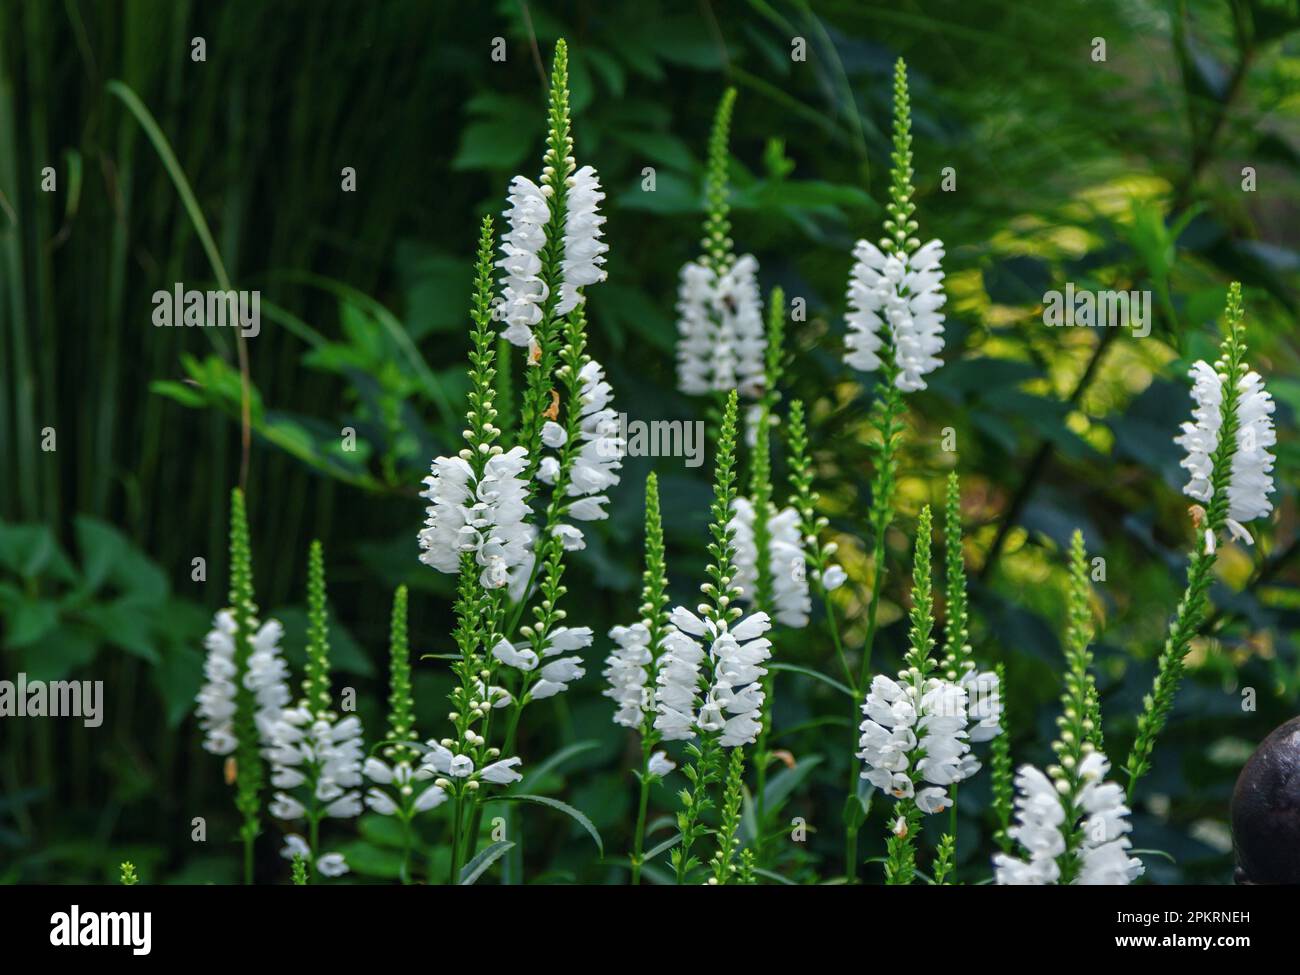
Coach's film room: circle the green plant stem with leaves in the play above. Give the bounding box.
[227,488,263,885]
[883,505,936,885]
[629,473,671,885]
[846,58,919,884]
[674,391,742,884]
[1051,531,1100,883]
[750,286,785,863]
[1123,284,1246,800]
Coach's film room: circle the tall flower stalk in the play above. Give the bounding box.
[675,88,767,403]
[193,488,281,884]
[266,541,364,882]
[604,472,673,884]
[1124,283,1275,798]
[994,532,1142,885]
[842,57,949,883]
[857,506,970,884]
[664,391,773,883]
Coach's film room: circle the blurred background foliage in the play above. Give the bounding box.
[1,0,1298,883]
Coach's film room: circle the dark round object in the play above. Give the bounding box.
[1232,716,1300,884]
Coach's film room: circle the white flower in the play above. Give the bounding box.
[993,753,1143,886]
[363,757,446,817]
[960,668,1002,744]
[674,255,766,398]
[820,564,847,591]
[315,852,349,877]
[555,165,608,314]
[648,750,676,777]
[418,446,534,591]
[481,757,523,784]
[195,610,291,756]
[279,833,311,861]
[492,637,539,672]
[603,623,653,728]
[857,673,969,810]
[653,627,707,741]
[700,611,773,747]
[1175,359,1276,547]
[844,238,946,391]
[729,499,812,628]
[498,175,550,346]
[1075,752,1144,885]
[267,708,365,822]
[540,359,624,549]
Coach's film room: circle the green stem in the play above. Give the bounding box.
[449,793,464,885]
[630,739,653,885]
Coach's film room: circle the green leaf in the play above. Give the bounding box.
[0,523,76,582]
[19,624,97,681]
[73,517,128,593]
[499,794,604,856]
[459,840,514,885]
[518,739,602,791]
[78,602,160,663]
[767,662,854,697]
[5,600,60,647]
[643,832,681,862]
[761,754,825,816]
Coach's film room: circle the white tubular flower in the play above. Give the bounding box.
[267,708,365,822]
[279,834,348,878]
[555,165,608,315]
[498,175,550,347]
[844,238,946,392]
[315,852,349,878]
[481,757,523,784]
[653,627,707,741]
[993,753,1143,886]
[1075,752,1145,885]
[603,623,653,728]
[674,255,766,398]
[418,446,534,592]
[1175,359,1276,547]
[568,360,624,499]
[857,673,969,812]
[820,564,848,591]
[530,655,586,700]
[196,610,291,756]
[648,750,676,777]
[675,262,717,395]
[729,499,812,629]
[992,765,1065,885]
[699,611,773,748]
[363,756,446,817]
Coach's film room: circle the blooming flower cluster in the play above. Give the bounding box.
[556,166,608,316]
[497,163,607,348]
[603,622,654,728]
[857,673,970,814]
[196,610,291,755]
[492,625,593,700]
[497,176,550,347]
[418,445,534,595]
[993,752,1144,885]
[538,358,624,546]
[266,707,365,820]
[843,238,946,392]
[675,255,766,399]
[729,498,811,628]
[655,607,772,747]
[420,739,523,786]
[1176,358,1276,550]
[362,755,448,817]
